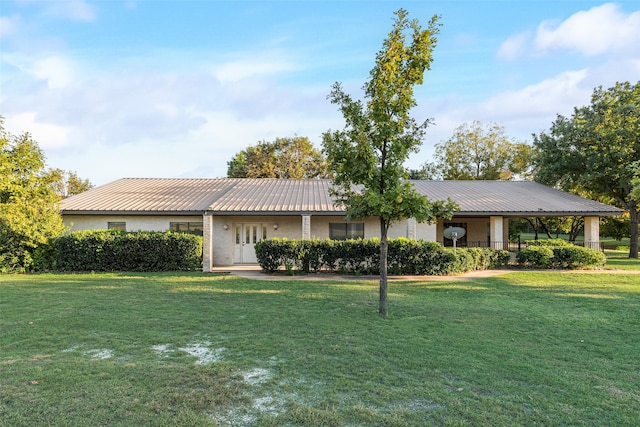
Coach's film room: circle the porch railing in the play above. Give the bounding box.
[440,240,605,252]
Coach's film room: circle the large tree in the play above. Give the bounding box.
[50,169,92,198]
[420,121,533,180]
[227,136,329,179]
[322,9,457,317]
[533,81,639,258]
[0,119,66,272]
[632,161,640,201]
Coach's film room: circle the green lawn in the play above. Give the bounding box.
[604,250,640,271]
[1,268,639,426]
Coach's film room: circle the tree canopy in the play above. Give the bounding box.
[227,136,329,179]
[419,121,533,180]
[322,9,457,317]
[0,119,66,272]
[50,169,92,199]
[533,81,639,258]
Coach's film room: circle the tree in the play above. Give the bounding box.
[420,121,533,180]
[322,9,457,317]
[0,119,66,272]
[631,161,640,201]
[227,136,329,179]
[50,169,92,198]
[533,81,640,258]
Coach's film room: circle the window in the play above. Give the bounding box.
[329,223,364,240]
[108,222,126,231]
[443,222,467,247]
[170,222,203,236]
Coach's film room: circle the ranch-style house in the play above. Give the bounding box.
[60,178,623,271]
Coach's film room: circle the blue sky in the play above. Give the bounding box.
[1,0,639,185]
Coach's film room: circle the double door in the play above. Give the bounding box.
[234,224,266,264]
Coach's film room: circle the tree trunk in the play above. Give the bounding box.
[538,218,553,239]
[630,205,639,259]
[379,218,388,317]
[568,217,583,243]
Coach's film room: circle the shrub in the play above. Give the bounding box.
[517,245,554,268]
[517,240,605,269]
[526,238,573,247]
[256,238,509,275]
[40,230,202,272]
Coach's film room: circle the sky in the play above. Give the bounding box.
[1,0,639,186]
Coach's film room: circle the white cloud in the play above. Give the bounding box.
[212,58,297,84]
[47,0,97,22]
[0,15,20,38]
[497,31,530,60]
[4,112,72,149]
[480,70,590,120]
[2,53,77,88]
[534,3,640,56]
[32,55,76,88]
[498,3,640,59]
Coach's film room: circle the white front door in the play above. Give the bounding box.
[234,224,266,264]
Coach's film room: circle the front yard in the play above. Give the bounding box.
[1,259,639,426]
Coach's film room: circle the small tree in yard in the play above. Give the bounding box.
[0,119,65,272]
[322,9,457,317]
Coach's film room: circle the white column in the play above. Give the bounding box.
[407,217,417,239]
[302,215,311,240]
[202,212,213,272]
[584,216,600,251]
[490,216,504,250]
[503,218,509,249]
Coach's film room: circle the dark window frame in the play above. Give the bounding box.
[329,222,364,240]
[107,222,126,231]
[170,222,204,236]
[443,222,467,247]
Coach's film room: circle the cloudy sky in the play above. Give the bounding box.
[1,0,639,186]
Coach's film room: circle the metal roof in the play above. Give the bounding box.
[208,179,341,214]
[60,178,623,217]
[411,180,622,216]
[59,178,234,214]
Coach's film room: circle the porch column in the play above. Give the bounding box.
[503,218,509,248]
[202,212,213,272]
[407,217,417,239]
[584,216,600,251]
[302,214,311,240]
[490,216,504,250]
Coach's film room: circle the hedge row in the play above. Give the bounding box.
[255,238,510,275]
[35,230,203,272]
[516,239,606,269]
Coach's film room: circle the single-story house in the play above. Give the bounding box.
[60,178,623,271]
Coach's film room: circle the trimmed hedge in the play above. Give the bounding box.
[516,239,605,269]
[35,230,202,272]
[255,237,510,275]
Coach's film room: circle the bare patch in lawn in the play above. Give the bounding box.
[178,341,224,364]
[151,344,171,357]
[242,368,273,385]
[84,349,113,360]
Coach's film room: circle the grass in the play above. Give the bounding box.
[516,232,639,250]
[1,266,639,426]
[604,249,640,271]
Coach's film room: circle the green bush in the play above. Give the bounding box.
[517,240,605,269]
[256,238,509,275]
[38,230,202,272]
[526,238,573,247]
[517,245,554,268]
